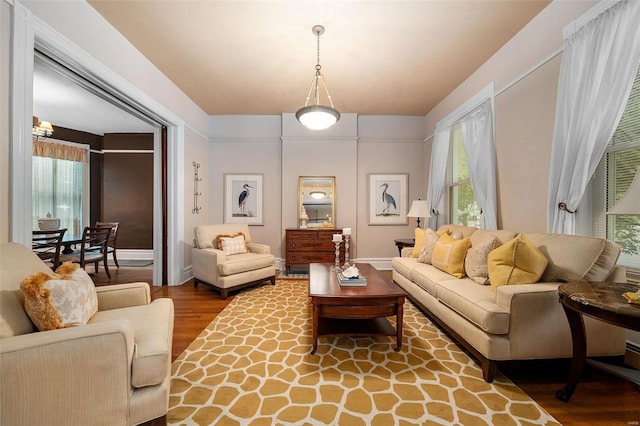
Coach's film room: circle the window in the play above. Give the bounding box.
[449,125,480,227]
[32,141,88,235]
[581,66,640,278]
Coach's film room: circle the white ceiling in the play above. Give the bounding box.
[33,57,156,136]
[86,0,551,116]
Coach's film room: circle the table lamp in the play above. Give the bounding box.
[407,199,430,228]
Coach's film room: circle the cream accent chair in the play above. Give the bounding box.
[192,224,276,299]
[0,243,174,426]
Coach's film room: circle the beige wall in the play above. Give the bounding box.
[424,0,597,232]
[183,127,211,268]
[210,114,426,265]
[1,2,10,243]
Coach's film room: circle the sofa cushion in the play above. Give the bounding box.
[465,236,502,285]
[391,256,420,282]
[431,234,472,278]
[218,252,275,276]
[488,234,548,288]
[20,263,98,331]
[436,278,510,334]
[90,298,173,388]
[437,224,477,239]
[525,233,620,282]
[411,264,460,296]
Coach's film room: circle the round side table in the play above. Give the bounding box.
[556,281,640,402]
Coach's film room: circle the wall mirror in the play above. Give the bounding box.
[299,176,336,228]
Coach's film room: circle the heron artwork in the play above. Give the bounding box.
[379,183,397,215]
[238,184,253,216]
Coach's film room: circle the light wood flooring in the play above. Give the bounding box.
[94,265,640,426]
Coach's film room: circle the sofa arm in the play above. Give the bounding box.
[192,247,226,285]
[401,247,414,257]
[96,282,151,311]
[247,242,271,255]
[0,321,135,425]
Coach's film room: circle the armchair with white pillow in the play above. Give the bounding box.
[0,242,174,426]
[192,223,276,299]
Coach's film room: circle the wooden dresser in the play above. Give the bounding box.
[285,228,344,273]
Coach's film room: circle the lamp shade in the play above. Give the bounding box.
[407,199,430,219]
[606,169,640,215]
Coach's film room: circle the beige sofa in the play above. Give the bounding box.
[0,243,174,426]
[392,224,627,382]
[192,224,276,298]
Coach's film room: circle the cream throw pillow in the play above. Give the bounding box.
[465,236,501,285]
[20,263,98,331]
[417,228,440,264]
[488,234,549,289]
[431,233,472,278]
[218,234,248,255]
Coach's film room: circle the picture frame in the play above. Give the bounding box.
[224,174,263,225]
[369,173,408,225]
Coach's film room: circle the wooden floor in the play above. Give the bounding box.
[95,266,640,426]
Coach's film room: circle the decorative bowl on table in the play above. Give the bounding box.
[38,217,61,231]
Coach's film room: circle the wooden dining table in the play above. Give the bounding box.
[61,234,83,254]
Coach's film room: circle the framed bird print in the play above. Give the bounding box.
[368,173,408,225]
[224,174,263,225]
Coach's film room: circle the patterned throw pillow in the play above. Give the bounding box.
[417,228,440,264]
[20,263,98,331]
[431,233,472,278]
[465,236,501,285]
[217,233,248,255]
[488,234,549,289]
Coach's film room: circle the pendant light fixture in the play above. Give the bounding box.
[296,25,340,130]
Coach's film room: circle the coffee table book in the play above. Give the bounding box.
[336,271,367,286]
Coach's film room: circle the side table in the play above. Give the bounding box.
[394,238,415,257]
[556,281,640,402]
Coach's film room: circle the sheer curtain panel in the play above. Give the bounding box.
[426,127,450,229]
[459,101,497,230]
[547,0,640,234]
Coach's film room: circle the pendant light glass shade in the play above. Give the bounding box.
[296,25,340,130]
[296,105,340,130]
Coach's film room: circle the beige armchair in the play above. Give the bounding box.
[0,243,174,426]
[192,224,276,298]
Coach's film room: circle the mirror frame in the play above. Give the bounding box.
[299,176,336,228]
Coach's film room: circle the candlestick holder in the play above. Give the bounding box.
[334,240,342,271]
[343,234,351,269]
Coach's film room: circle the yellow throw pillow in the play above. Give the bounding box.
[431,233,472,278]
[488,234,549,289]
[20,263,98,331]
[411,227,426,258]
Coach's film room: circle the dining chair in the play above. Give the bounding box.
[32,228,67,269]
[59,225,113,278]
[96,221,120,268]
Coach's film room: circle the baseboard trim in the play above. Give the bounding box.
[117,249,153,260]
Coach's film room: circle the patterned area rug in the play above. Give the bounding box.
[169,280,560,425]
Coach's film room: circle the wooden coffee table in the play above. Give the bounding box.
[309,262,406,354]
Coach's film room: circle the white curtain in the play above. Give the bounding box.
[548,0,640,234]
[459,101,497,229]
[425,127,450,229]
